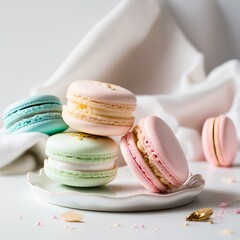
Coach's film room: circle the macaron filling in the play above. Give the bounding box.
[63,90,136,127]
[133,126,174,189]
[67,99,133,119]
[67,92,136,112]
[63,105,134,126]
[212,118,221,165]
[124,132,167,192]
[46,158,115,171]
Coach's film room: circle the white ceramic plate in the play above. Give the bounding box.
[26,166,205,212]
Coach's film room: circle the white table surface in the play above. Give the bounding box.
[1,158,240,240]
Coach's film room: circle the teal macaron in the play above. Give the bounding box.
[44,132,118,187]
[3,95,68,135]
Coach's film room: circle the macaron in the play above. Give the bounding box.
[120,115,189,193]
[44,132,118,187]
[202,115,238,167]
[62,80,137,136]
[3,95,68,135]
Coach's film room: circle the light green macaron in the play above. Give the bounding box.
[44,132,118,187]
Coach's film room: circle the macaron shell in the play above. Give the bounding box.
[214,116,238,167]
[67,80,136,105]
[120,132,167,193]
[46,132,118,160]
[140,116,189,185]
[62,113,132,136]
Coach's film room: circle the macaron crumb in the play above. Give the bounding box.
[66,225,76,230]
[37,221,44,227]
[235,209,240,214]
[220,228,234,236]
[52,215,58,220]
[112,223,120,227]
[218,201,230,208]
[60,211,84,222]
[181,221,189,226]
[221,177,236,183]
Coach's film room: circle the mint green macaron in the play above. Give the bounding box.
[44,132,118,187]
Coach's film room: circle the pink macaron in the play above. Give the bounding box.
[120,115,189,193]
[202,115,238,167]
[62,80,137,136]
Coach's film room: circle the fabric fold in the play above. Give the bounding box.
[0,0,239,174]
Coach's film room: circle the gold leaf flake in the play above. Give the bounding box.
[70,132,99,141]
[186,208,213,222]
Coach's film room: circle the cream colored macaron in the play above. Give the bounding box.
[62,80,137,136]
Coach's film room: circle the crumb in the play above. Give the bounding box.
[37,222,43,227]
[60,211,83,222]
[208,220,214,224]
[220,229,234,236]
[221,177,236,183]
[182,221,189,226]
[235,209,240,214]
[113,223,120,227]
[218,201,229,208]
[19,215,23,220]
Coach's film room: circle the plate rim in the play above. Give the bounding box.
[26,168,205,211]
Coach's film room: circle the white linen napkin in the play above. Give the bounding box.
[0,0,239,174]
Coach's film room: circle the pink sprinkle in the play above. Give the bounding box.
[140,224,145,228]
[37,222,43,227]
[218,201,229,208]
[235,209,240,214]
[52,215,58,220]
[19,215,23,220]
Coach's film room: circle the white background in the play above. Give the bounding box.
[0,0,240,117]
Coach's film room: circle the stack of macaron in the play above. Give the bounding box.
[44,80,138,187]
